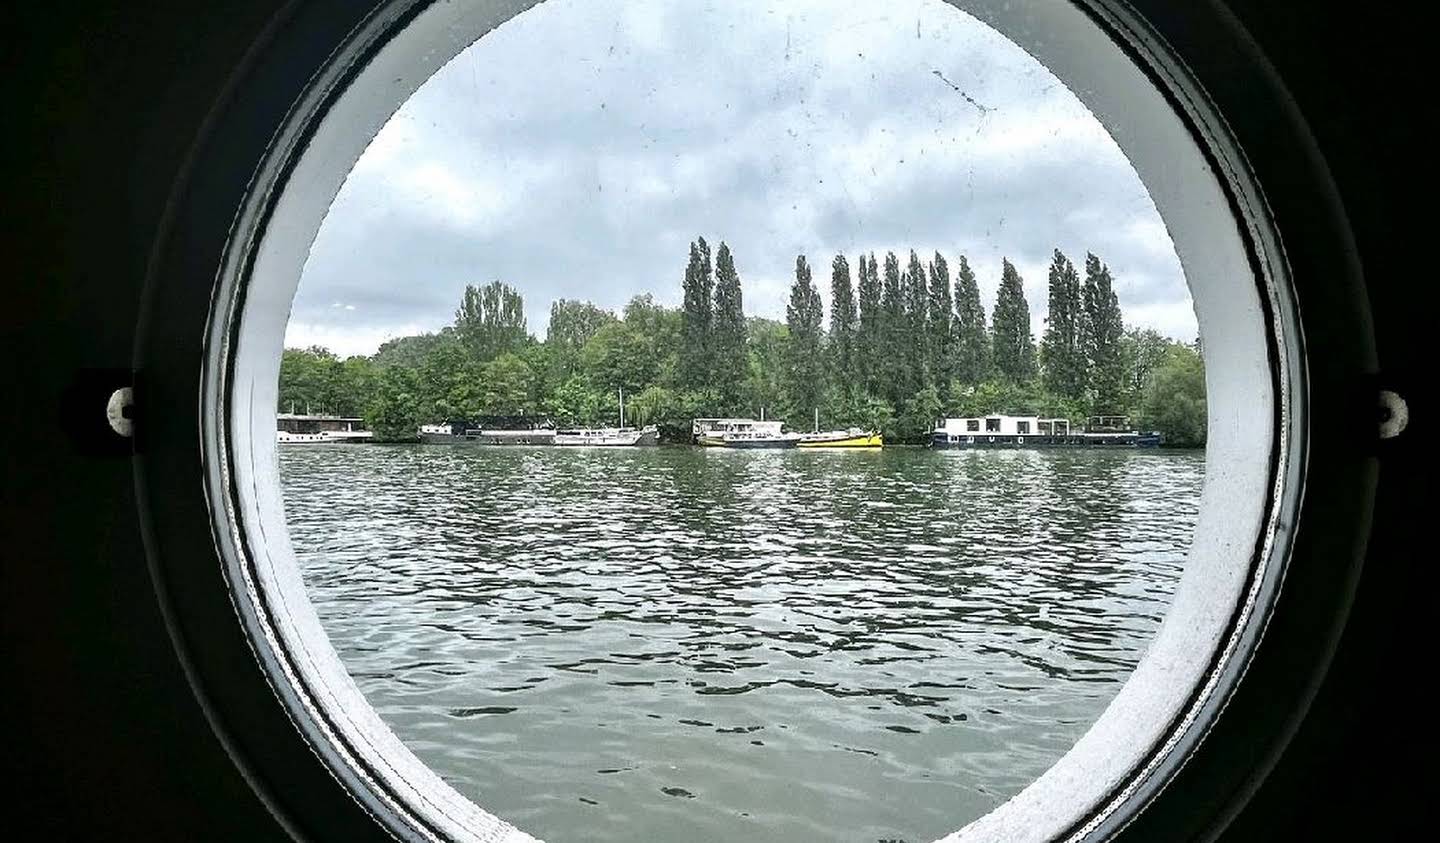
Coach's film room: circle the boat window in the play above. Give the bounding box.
[202,0,1296,841]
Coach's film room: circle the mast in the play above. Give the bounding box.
[619,387,625,428]
[814,407,819,433]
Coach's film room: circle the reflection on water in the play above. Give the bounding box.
[281,446,1201,843]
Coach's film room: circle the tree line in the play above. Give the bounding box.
[279,241,1206,445]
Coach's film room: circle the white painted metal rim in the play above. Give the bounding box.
[205,2,1298,842]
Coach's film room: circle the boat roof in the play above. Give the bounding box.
[277,413,363,422]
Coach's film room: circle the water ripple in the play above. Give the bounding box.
[282,445,1201,843]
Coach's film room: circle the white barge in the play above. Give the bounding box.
[692,418,802,448]
[931,414,1160,448]
[276,413,373,444]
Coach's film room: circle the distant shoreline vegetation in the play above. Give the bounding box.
[278,242,1206,446]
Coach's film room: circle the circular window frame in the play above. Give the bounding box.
[131,1,1375,841]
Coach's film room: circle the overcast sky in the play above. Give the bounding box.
[287,0,1196,358]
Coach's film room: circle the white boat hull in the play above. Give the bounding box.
[276,430,374,444]
[553,426,659,446]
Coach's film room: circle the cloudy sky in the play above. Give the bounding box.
[287,0,1196,357]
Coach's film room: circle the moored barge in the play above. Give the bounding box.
[798,427,883,448]
[554,425,659,446]
[692,418,803,448]
[276,413,374,444]
[419,419,557,445]
[931,414,1160,449]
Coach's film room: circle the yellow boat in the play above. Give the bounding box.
[797,428,883,448]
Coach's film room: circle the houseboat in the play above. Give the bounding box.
[554,425,659,446]
[552,389,659,446]
[692,418,803,449]
[418,417,557,446]
[1079,415,1163,447]
[931,414,1160,448]
[798,427,884,448]
[276,413,373,444]
[794,409,883,448]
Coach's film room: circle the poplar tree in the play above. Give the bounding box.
[856,253,883,394]
[904,249,931,389]
[829,253,858,391]
[880,251,908,405]
[711,241,747,412]
[785,255,826,419]
[991,258,1037,383]
[1040,249,1086,399]
[1082,252,1126,413]
[952,255,989,385]
[927,252,954,394]
[679,237,713,392]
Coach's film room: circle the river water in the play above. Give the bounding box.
[280,445,1202,843]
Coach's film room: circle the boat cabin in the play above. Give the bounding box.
[1084,415,1135,433]
[692,418,785,438]
[423,415,556,436]
[276,413,367,435]
[934,414,1071,438]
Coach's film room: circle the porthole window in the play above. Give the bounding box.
[141,0,1322,841]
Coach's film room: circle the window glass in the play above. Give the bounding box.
[275,1,1207,840]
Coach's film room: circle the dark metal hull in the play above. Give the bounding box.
[420,431,556,446]
[718,438,800,449]
[931,432,1162,449]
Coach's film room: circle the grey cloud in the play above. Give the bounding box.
[290,0,1195,355]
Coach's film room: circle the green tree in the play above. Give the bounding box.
[880,251,908,405]
[1082,253,1126,412]
[364,366,424,441]
[581,320,660,396]
[843,392,895,434]
[856,252,883,395]
[277,346,376,416]
[1136,345,1206,447]
[784,255,826,420]
[711,241,747,413]
[927,252,954,395]
[417,337,482,421]
[743,317,789,418]
[278,346,329,414]
[479,353,537,416]
[1040,249,1086,400]
[1120,327,1173,408]
[952,255,989,385]
[828,253,858,391]
[903,250,931,391]
[947,378,1075,420]
[624,385,675,428]
[547,299,616,378]
[335,356,377,417]
[893,385,943,443]
[547,375,602,427]
[623,293,683,387]
[679,237,713,391]
[992,258,1037,383]
[372,330,456,369]
[454,281,528,362]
